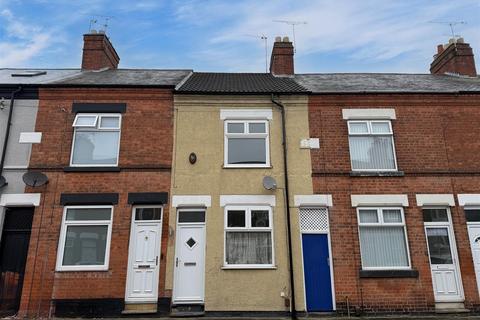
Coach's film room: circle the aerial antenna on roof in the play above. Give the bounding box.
[428,20,467,49]
[88,18,98,32]
[89,14,115,34]
[244,34,268,73]
[273,20,307,53]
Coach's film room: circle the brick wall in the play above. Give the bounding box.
[308,93,480,314]
[19,88,174,317]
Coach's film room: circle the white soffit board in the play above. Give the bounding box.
[458,194,480,206]
[342,108,396,120]
[220,109,273,120]
[172,195,211,207]
[416,194,455,206]
[220,195,276,207]
[351,194,409,207]
[294,195,333,207]
[19,132,42,144]
[0,193,41,206]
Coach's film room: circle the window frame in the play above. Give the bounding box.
[356,207,412,270]
[347,120,398,172]
[56,205,114,271]
[70,113,122,167]
[223,119,270,168]
[464,206,480,223]
[223,205,275,269]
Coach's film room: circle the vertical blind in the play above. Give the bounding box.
[359,226,409,268]
[349,136,395,170]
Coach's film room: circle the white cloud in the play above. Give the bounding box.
[0,7,53,67]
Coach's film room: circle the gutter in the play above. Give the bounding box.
[0,86,22,188]
[271,94,296,319]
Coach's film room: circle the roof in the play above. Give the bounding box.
[177,72,308,94]
[295,73,480,93]
[0,69,82,84]
[55,69,192,86]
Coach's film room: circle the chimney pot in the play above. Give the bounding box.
[275,36,282,42]
[282,36,290,42]
[81,33,120,70]
[430,38,477,77]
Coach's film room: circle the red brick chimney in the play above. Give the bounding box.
[81,32,120,70]
[430,38,477,77]
[270,36,294,76]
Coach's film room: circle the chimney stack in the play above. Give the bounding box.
[81,31,120,70]
[270,36,294,76]
[430,38,477,77]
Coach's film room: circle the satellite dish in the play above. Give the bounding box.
[22,171,49,187]
[263,176,277,190]
[0,176,6,188]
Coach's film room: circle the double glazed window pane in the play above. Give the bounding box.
[135,208,162,221]
[227,210,245,227]
[72,131,120,165]
[349,135,395,170]
[383,209,402,223]
[426,228,453,264]
[251,210,269,227]
[227,138,266,164]
[66,208,111,221]
[227,123,244,133]
[359,226,409,268]
[225,231,272,264]
[358,210,378,223]
[62,225,108,266]
[423,209,449,222]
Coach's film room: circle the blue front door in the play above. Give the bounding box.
[302,233,333,312]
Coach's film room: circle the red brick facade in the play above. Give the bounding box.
[308,93,480,313]
[18,88,174,317]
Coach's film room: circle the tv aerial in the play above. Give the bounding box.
[22,171,49,187]
[429,20,467,45]
[263,176,277,190]
[244,34,268,72]
[88,14,115,33]
[273,20,307,53]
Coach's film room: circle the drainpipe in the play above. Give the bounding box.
[271,94,296,319]
[0,86,22,188]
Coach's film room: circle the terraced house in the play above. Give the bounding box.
[0,31,480,318]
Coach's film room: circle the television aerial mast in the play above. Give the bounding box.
[245,34,268,72]
[273,20,307,53]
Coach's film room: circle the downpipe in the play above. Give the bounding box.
[0,86,22,188]
[271,94,297,319]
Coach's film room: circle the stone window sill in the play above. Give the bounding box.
[359,269,419,278]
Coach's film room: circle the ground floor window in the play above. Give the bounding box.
[357,207,411,269]
[56,206,113,271]
[224,205,273,267]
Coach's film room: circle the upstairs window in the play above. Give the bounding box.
[224,120,269,167]
[70,114,121,166]
[348,120,397,171]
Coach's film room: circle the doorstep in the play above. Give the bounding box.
[435,302,470,314]
[122,302,158,315]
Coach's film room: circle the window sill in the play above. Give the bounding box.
[56,267,109,272]
[221,265,277,270]
[359,269,418,278]
[64,166,121,172]
[350,171,405,177]
[223,165,272,169]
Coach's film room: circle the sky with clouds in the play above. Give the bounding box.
[0,0,478,73]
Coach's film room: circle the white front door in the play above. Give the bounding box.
[173,209,206,304]
[424,208,463,302]
[467,224,480,295]
[125,206,163,303]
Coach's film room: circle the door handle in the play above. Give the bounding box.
[176,257,178,267]
[156,256,159,266]
[138,265,151,269]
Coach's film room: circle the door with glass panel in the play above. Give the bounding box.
[173,209,206,304]
[423,208,463,302]
[125,206,163,302]
[464,207,480,296]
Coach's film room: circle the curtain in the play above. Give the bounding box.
[226,231,272,264]
[359,226,408,268]
[349,136,395,170]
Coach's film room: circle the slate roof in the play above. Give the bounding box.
[295,73,480,93]
[55,69,192,86]
[0,69,82,84]
[177,72,308,94]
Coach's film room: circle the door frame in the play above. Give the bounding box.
[465,205,480,297]
[423,206,464,302]
[124,205,163,303]
[172,207,207,304]
[299,207,336,311]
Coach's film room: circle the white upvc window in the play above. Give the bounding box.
[224,120,270,168]
[56,206,113,271]
[224,205,274,268]
[70,113,122,167]
[347,120,397,171]
[357,207,411,270]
